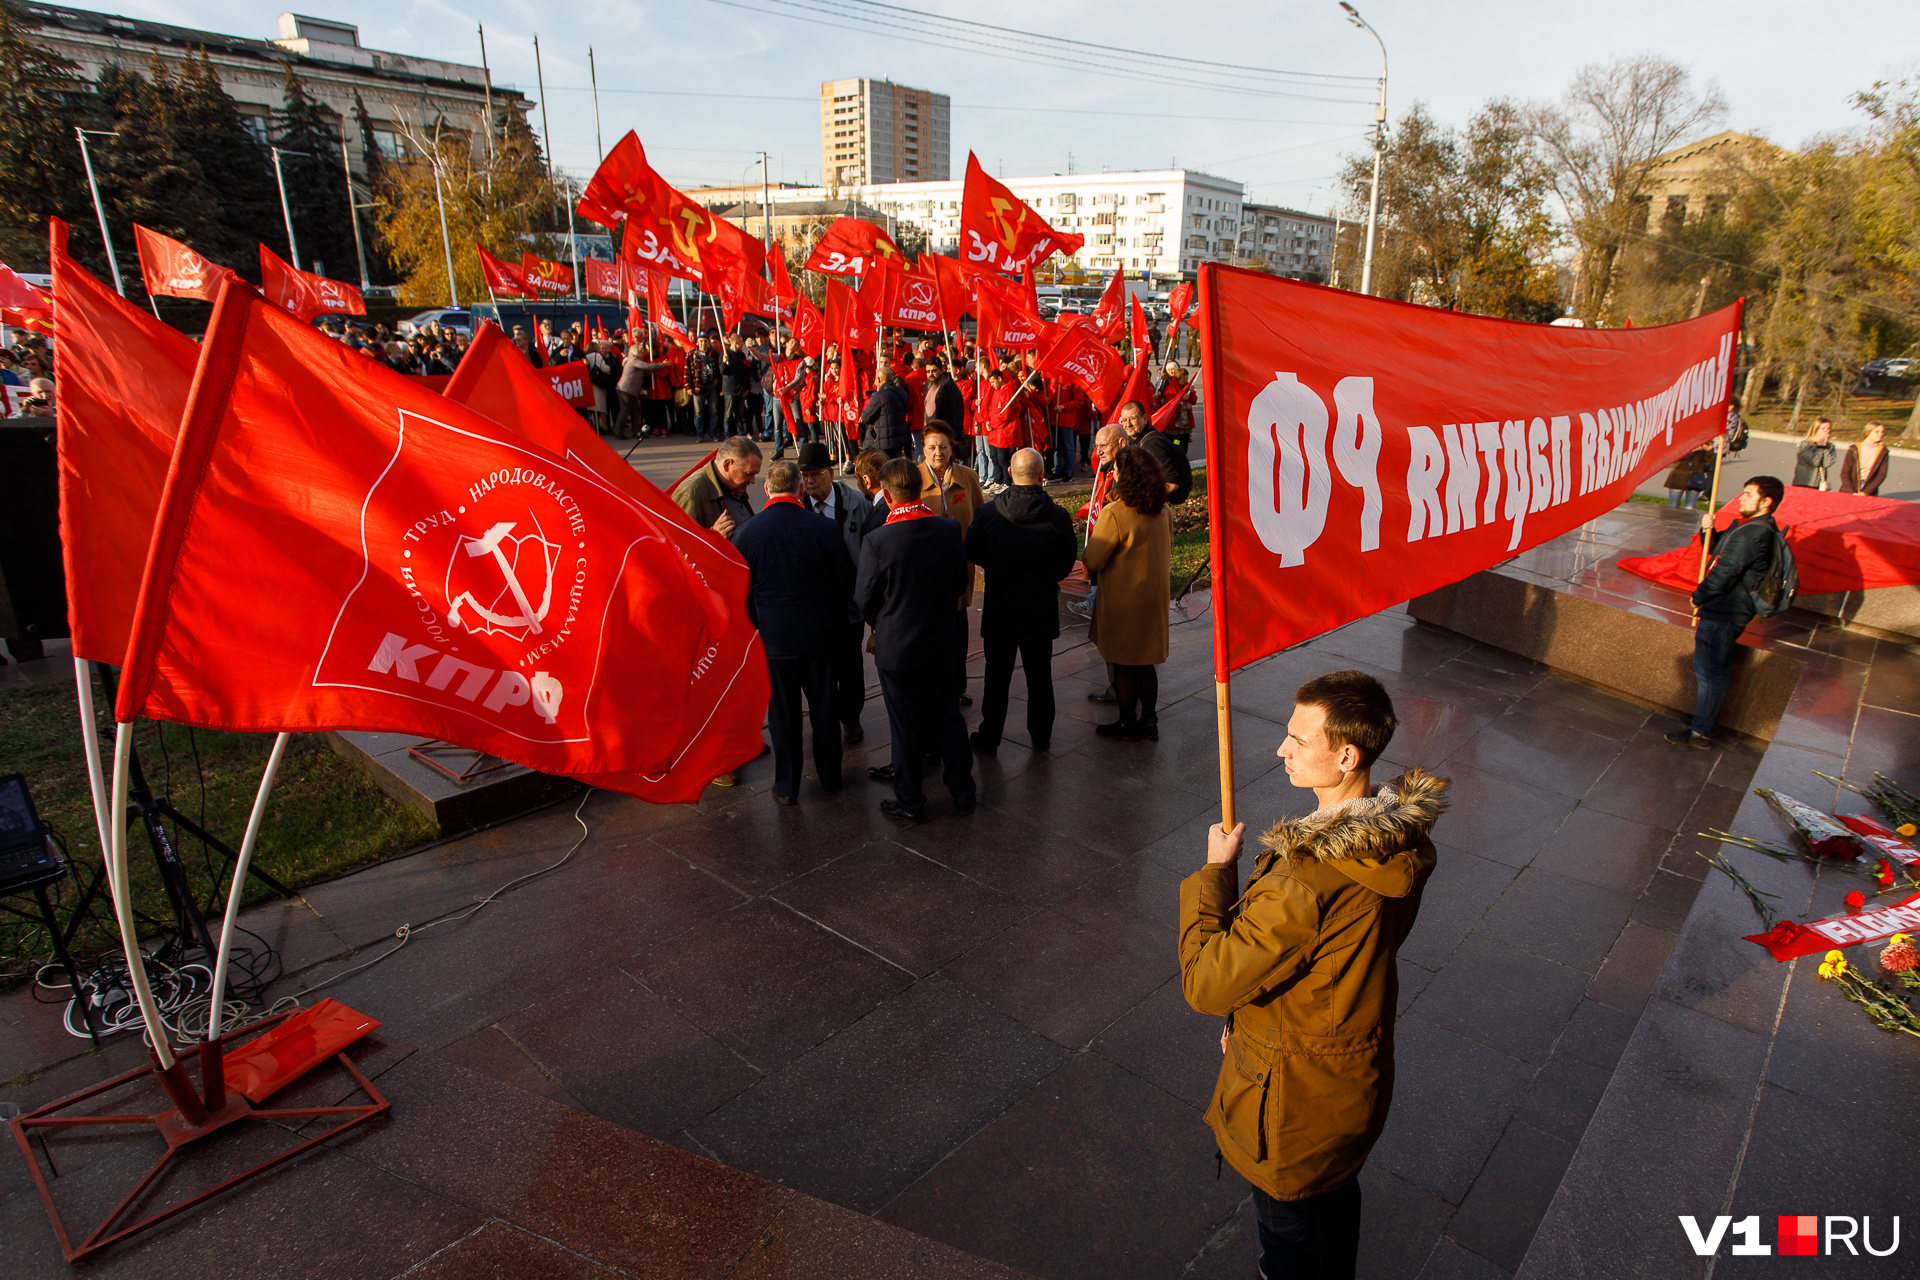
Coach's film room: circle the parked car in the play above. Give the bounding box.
[399,308,475,336]
[1885,358,1914,379]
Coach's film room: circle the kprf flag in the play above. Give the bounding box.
[973,272,1044,349]
[863,262,944,333]
[621,208,697,284]
[1106,293,1154,424]
[648,271,694,350]
[521,252,575,296]
[792,294,825,358]
[824,278,873,352]
[133,224,230,302]
[49,220,198,663]
[959,153,1084,275]
[115,280,721,788]
[804,217,905,276]
[1038,323,1127,413]
[1168,280,1194,334]
[583,257,621,300]
[575,131,653,230]
[1090,270,1127,342]
[1201,265,1742,679]
[580,133,764,290]
[259,246,365,322]
[924,253,972,329]
[766,245,798,311]
[476,243,534,297]
[445,325,767,802]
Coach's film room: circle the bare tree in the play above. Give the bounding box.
[1526,55,1727,323]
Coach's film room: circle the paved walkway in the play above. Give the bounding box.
[5,499,1793,1277]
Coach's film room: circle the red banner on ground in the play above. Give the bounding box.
[49,220,199,663]
[133,225,229,302]
[1745,890,1920,961]
[959,153,1084,275]
[114,281,725,790]
[1620,488,1920,594]
[1201,265,1742,680]
[260,246,365,322]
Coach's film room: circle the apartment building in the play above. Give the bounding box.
[1238,204,1336,282]
[819,78,951,186]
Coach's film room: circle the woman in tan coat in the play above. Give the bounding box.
[1083,445,1173,739]
[918,421,986,702]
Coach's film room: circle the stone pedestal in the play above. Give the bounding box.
[326,730,583,836]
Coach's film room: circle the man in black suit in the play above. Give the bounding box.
[797,441,874,745]
[734,459,856,805]
[964,448,1079,755]
[855,458,976,822]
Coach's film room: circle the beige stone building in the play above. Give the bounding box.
[820,78,951,186]
[20,6,526,176]
[1636,130,1788,234]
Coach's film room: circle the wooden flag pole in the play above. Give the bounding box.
[1197,264,1235,834]
[1217,680,1236,831]
[1691,437,1725,625]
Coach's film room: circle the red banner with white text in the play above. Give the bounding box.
[1202,266,1742,680]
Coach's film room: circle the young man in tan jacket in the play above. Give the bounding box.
[1180,670,1446,1278]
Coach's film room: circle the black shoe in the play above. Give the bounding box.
[844,724,864,745]
[868,764,895,781]
[820,781,843,795]
[1096,721,1143,739]
[958,694,973,707]
[1139,720,1159,741]
[954,796,976,816]
[1031,740,1050,753]
[880,799,925,824]
[968,731,998,756]
[1087,688,1118,704]
[773,792,798,806]
[1664,727,1713,749]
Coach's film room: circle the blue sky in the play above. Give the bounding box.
[80,0,1916,214]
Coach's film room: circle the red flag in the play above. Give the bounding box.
[114,281,739,790]
[861,260,944,332]
[699,216,768,295]
[767,244,798,309]
[824,278,873,351]
[521,252,575,296]
[583,257,621,300]
[259,246,366,322]
[1201,265,1743,680]
[924,253,972,328]
[476,243,534,297]
[575,131,654,230]
[445,326,766,801]
[49,220,199,663]
[0,263,54,334]
[974,273,1043,348]
[1168,280,1194,334]
[1090,270,1127,341]
[804,217,906,276]
[958,153,1084,275]
[648,271,694,350]
[621,211,697,284]
[1037,322,1127,414]
[133,224,231,302]
[792,294,825,358]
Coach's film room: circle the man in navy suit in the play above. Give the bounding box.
[734,459,857,805]
[855,459,977,822]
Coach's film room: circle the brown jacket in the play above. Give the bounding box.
[672,460,755,543]
[1082,498,1171,665]
[1179,770,1448,1200]
[919,461,986,607]
[1839,442,1889,496]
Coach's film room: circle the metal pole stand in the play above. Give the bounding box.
[8,1006,389,1264]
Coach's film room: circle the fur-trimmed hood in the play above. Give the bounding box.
[1256,768,1450,898]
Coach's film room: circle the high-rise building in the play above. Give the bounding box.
[819,78,950,186]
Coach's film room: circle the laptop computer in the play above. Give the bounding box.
[0,772,65,896]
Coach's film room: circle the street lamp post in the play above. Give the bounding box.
[340,132,373,292]
[73,128,125,296]
[1339,2,1388,296]
[269,146,309,272]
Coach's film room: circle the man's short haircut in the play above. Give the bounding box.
[763,459,800,494]
[1294,670,1397,769]
[922,419,955,444]
[1008,448,1044,483]
[854,448,888,483]
[1120,399,1149,422]
[717,435,763,463]
[880,458,922,504]
[1747,475,1785,511]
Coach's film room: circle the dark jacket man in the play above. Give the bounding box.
[964,466,1079,752]
[671,440,760,544]
[1669,476,1784,747]
[735,474,856,802]
[1120,399,1193,505]
[855,459,975,819]
[1692,512,1777,627]
[928,374,966,437]
[859,378,913,457]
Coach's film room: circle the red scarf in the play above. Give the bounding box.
[885,500,938,524]
[764,493,803,509]
[1086,466,1115,525]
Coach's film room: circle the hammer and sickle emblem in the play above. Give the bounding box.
[446,520,555,638]
[988,197,1027,252]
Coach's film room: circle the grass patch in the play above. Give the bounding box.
[1744,387,1914,444]
[0,673,436,983]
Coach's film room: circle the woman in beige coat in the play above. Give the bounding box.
[1083,445,1173,739]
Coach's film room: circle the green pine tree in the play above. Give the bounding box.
[270,67,354,281]
[0,0,100,270]
[95,58,223,281]
[171,46,281,278]
[351,92,395,284]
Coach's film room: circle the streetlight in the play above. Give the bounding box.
[269,146,310,272]
[1339,2,1388,296]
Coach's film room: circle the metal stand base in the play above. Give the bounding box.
[407,739,512,784]
[7,1010,389,1264]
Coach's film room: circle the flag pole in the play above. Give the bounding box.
[1691,427,1727,627]
[1194,264,1234,832]
[205,732,289,1041]
[71,659,113,874]
[108,721,178,1072]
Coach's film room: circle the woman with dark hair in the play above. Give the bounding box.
[1083,445,1173,739]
